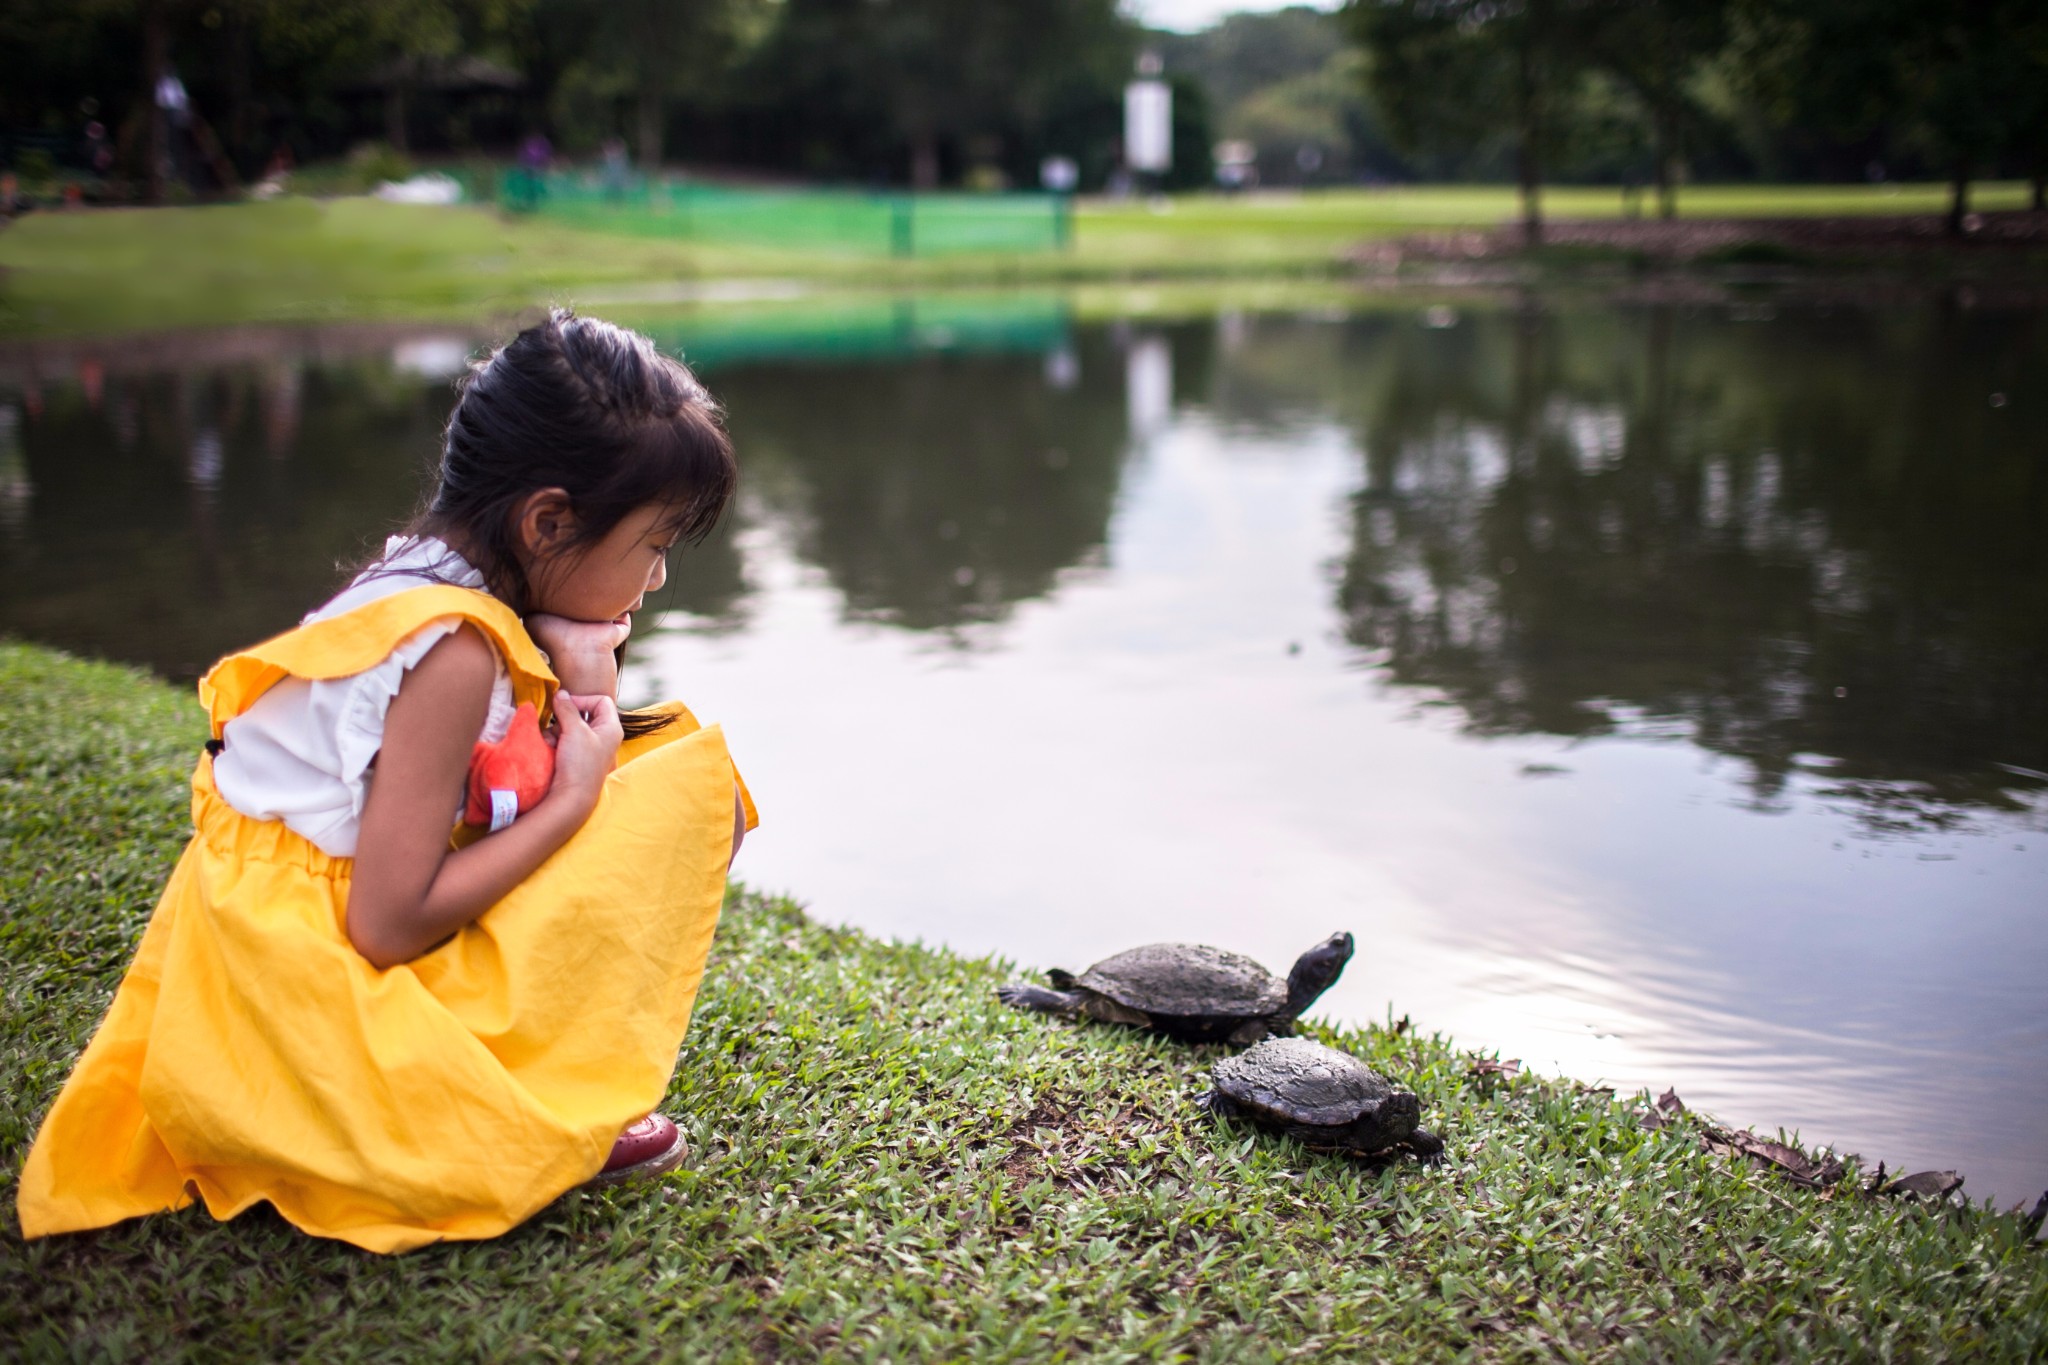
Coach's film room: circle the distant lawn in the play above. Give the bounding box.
[0,182,2034,338]
[0,198,777,337]
[1073,181,2035,269]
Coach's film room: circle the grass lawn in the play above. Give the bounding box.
[0,182,2035,339]
[2,639,2044,1361]
[1072,181,2036,272]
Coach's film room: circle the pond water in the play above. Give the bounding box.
[3,293,2043,1209]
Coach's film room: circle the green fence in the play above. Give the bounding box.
[489,170,1070,257]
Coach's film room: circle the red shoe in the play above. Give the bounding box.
[584,1113,686,1187]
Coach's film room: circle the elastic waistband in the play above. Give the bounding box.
[191,760,352,880]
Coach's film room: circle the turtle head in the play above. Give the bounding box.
[1283,931,1355,1017]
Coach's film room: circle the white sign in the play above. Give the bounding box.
[1124,80,1172,173]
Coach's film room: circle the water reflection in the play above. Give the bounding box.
[1202,305,2048,833]
[710,333,1131,634]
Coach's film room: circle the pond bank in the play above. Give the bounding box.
[1354,210,2048,278]
[3,640,2044,1360]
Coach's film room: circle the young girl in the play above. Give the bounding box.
[16,310,756,1254]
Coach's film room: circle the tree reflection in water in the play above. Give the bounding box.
[711,331,1131,637]
[1242,301,2048,832]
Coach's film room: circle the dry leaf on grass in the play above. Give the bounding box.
[1699,1121,1848,1189]
[1637,1088,1686,1132]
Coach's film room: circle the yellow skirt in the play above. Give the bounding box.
[16,587,754,1254]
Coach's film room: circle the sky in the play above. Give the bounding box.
[1123,0,1341,34]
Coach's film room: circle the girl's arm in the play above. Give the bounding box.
[346,625,622,969]
[528,612,749,869]
[526,612,630,698]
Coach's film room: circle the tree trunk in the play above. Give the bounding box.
[384,85,409,154]
[1515,36,1542,246]
[142,0,170,204]
[227,13,253,163]
[1654,109,1677,220]
[1945,160,1970,236]
[636,86,664,172]
[1654,15,1678,221]
[910,133,939,191]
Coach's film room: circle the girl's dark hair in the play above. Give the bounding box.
[423,308,736,610]
[374,309,737,737]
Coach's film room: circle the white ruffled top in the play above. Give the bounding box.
[211,536,517,857]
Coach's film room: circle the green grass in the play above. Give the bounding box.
[3,639,2045,1360]
[1071,181,2035,273]
[0,182,2036,339]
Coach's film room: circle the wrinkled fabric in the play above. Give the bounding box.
[16,586,757,1254]
[210,538,516,857]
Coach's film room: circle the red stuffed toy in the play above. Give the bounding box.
[463,701,556,831]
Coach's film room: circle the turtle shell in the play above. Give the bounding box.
[1210,1037,1410,1128]
[1076,943,1287,1019]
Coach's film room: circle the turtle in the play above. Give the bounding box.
[995,932,1354,1045]
[1203,1036,1443,1158]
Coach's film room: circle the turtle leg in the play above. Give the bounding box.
[1046,968,1079,990]
[996,984,1081,1017]
[1404,1128,1445,1160]
[1225,1018,1271,1047]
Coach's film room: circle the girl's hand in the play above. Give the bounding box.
[547,690,623,815]
[527,612,631,697]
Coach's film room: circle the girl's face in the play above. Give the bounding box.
[525,500,675,625]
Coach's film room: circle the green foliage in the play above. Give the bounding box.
[11,149,59,185]
[1164,14,1407,187]
[1161,7,1349,119]
[1575,0,1730,211]
[1163,7,1431,187]
[346,139,416,184]
[1343,0,2047,209]
[1350,0,1604,234]
[743,0,1134,188]
[546,0,750,165]
[1162,76,1217,194]
[1728,0,2048,194]
[3,642,2047,1358]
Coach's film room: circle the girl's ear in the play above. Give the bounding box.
[512,487,577,561]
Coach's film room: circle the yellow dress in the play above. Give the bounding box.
[15,585,757,1254]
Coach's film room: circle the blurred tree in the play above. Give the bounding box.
[1157,7,1447,185]
[12,0,533,198]
[525,0,773,160]
[1579,0,1729,217]
[1733,0,2042,234]
[754,0,1130,188]
[1161,6,1349,116]
[1350,0,1596,244]
[1163,75,1217,192]
[351,0,532,154]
